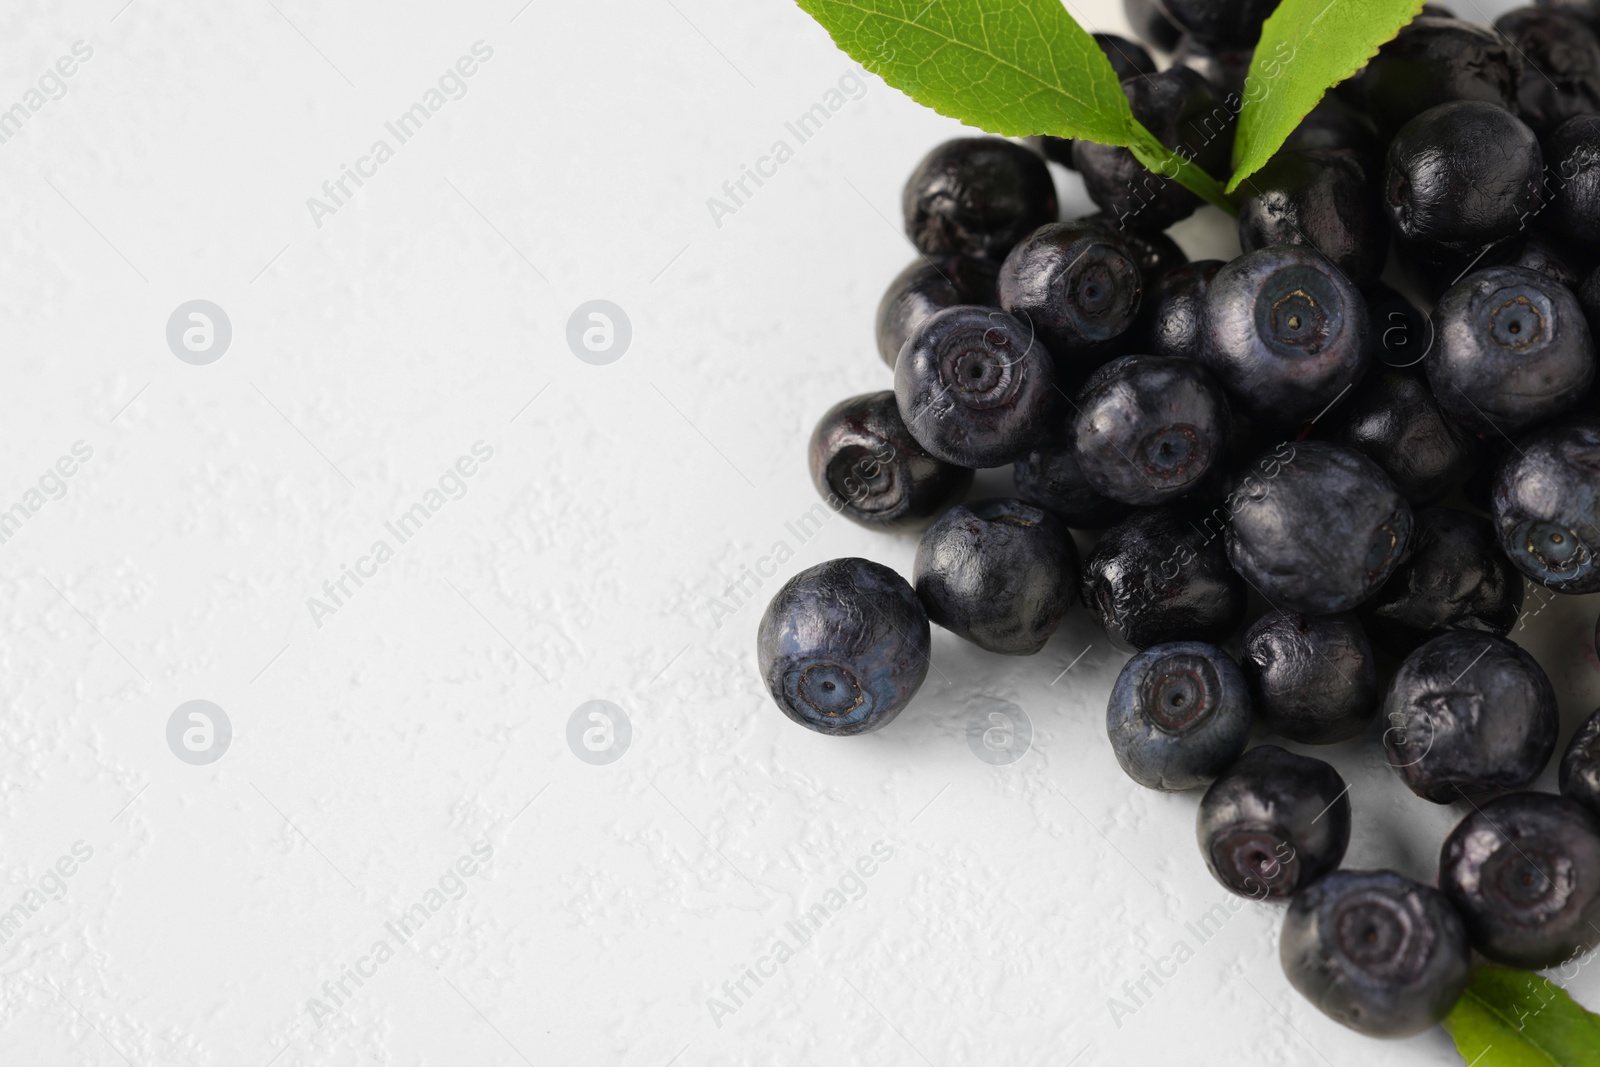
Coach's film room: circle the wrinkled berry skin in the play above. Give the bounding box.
[875,256,999,369]
[1134,259,1222,359]
[1226,442,1412,615]
[1360,508,1523,650]
[903,138,1058,261]
[1495,8,1600,135]
[1382,632,1559,803]
[1157,0,1278,48]
[1281,99,1384,178]
[1364,282,1435,370]
[1035,35,1157,166]
[1384,102,1545,272]
[807,392,973,529]
[1439,792,1600,969]
[757,558,931,736]
[1493,417,1600,593]
[1082,504,1247,650]
[894,305,1057,468]
[1561,707,1600,815]
[1013,432,1130,529]
[1331,369,1479,504]
[1508,235,1586,290]
[1200,246,1372,425]
[1073,67,1234,234]
[1239,149,1387,287]
[1072,355,1230,506]
[997,221,1143,374]
[1548,116,1600,249]
[1280,870,1471,1038]
[1107,641,1252,791]
[1123,0,1183,51]
[1243,611,1378,744]
[914,499,1076,656]
[1427,266,1595,435]
[1363,17,1521,139]
[1197,745,1351,899]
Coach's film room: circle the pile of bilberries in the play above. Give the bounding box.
[757,0,1600,1040]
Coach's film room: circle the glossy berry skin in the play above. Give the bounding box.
[1072,355,1230,505]
[1239,149,1387,288]
[1492,417,1600,593]
[997,221,1144,373]
[1076,213,1189,280]
[1035,35,1157,166]
[1013,431,1131,529]
[1508,235,1586,291]
[1242,611,1378,744]
[1123,0,1183,51]
[1106,641,1252,791]
[1548,116,1600,249]
[894,305,1057,468]
[1280,99,1384,179]
[1331,368,1479,504]
[903,138,1058,261]
[1082,504,1247,651]
[1364,282,1435,370]
[1280,870,1471,1038]
[1134,260,1222,359]
[1157,0,1278,48]
[1382,632,1559,803]
[1439,792,1600,969]
[1494,7,1600,136]
[1360,508,1523,650]
[1561,707,1600,815]
[1197,745,1351,899]
[1362,17,1521,139]
[1073,67,1234,234]
[1384,102,1545,272]
[807,392,973,529]
[1226,442,1413,615]
[1200,246,1372,425]
[1427,266,1594,435]
[757,558,930,736]
[914,499,1076,656]
[875,256,999,369]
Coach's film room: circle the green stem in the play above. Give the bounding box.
[1125,123,1238,216]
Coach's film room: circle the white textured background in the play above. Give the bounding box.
[0,0,1595,1064]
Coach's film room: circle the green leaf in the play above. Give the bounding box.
[1227,0,1425,193]
[794,0,1232,210]
[1444,967,1600,1066]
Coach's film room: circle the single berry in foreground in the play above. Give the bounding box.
[913,499,1076,656]
[1225,442,1412,615]
[1197,745,1351,901]
[1242,611,1378,745]
[1072,354,1230,506]
[1438,792,1600,970]
[902,138,1057,261]
[1200,246,1371,425]
[894,305,1057,468]
[1280,869,1471,1037]
[807,392,973,529]
[757,558,930,736]
[1381,632,1558,803]
[1492,415,1600,594]
[1081,503,1247,651]
[997,221,1144,375]
[1330,368,1480,505]
[1106,641,1251,792]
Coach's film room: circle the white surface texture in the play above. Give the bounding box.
[0,0,1595,1064]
